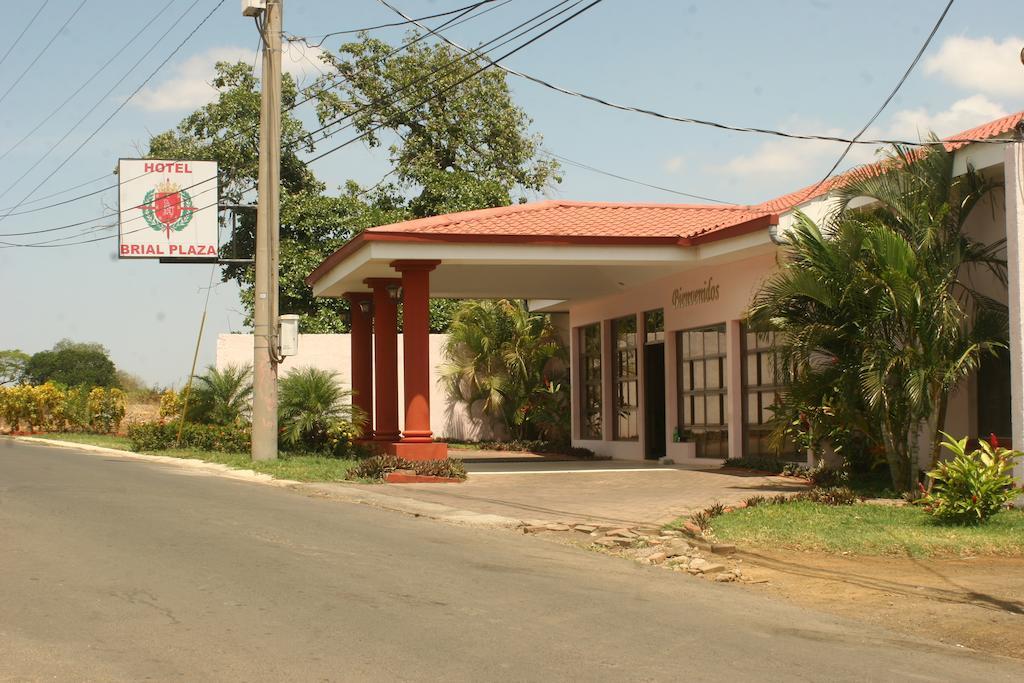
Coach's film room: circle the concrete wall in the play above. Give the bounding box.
[216,333,502,441]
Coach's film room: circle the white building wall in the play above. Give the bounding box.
[215,333,502,441]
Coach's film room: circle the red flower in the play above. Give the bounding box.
[989,433,1000,449]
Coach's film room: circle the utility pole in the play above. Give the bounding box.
[251,0,282,461]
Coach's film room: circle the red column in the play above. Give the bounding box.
[392,260,446,461]
[365,278,401,443]
[344,292,374,440]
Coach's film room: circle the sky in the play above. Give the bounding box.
[1,0,1022,387]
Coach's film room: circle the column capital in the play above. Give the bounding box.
[390,259,441,273]
[343,291,373,302]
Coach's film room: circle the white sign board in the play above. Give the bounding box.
[118,158,219,259]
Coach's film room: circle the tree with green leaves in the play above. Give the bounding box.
[749,142,1007,492]
[146,36,557,334]
[0,350,29,386]
[24,340,118,388]
[441,299,566,441]
[316,35,559,218]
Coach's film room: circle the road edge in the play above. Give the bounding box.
[7,436,524,530]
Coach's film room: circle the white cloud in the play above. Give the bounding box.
[924,35,1024,98]
[715,95,1007,196]
[133,42,327,112]
[880,94,1007,140]
[718,124,874,178]
[663,155,684,173]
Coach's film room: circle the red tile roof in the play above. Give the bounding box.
[307,111,1024,287]
[364,200,773,241]
[757,110,1024,213]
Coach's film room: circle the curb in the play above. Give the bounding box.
[8,436,522,530]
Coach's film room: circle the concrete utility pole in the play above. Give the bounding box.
[252,0,282,461]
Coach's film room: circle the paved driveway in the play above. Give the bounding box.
[371,461,807,526]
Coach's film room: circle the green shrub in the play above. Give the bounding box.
[795,486,859,506]
[346,454,467,481]
[278,367,365,453]
[921,434,1022,525]
[186,364,253,425]
[127,421,250,453]
[807,463,849,488]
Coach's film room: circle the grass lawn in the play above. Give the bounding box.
[698,500,1024,557]
[30,432,359,483]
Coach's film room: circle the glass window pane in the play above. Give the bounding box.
[707,358,720,388]
[693,360,705,390]
[707,396,720,425]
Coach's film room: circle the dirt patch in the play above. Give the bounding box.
[735,548,1024,658]
[124,402,159,427]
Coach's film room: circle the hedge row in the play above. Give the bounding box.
[127,421,250,453]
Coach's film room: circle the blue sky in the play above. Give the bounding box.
[1,0,1022,386]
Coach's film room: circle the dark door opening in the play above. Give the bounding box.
[644,343,667,459]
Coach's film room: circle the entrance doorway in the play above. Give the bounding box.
[644,343,666,459]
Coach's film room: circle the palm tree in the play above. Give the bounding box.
[750,142,1007,492]
[187,364,253,425]
[441,299,565,440]
[278,367,364,452]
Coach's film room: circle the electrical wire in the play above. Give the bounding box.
[543,150,738,205]
[374,0,1008,149]
[0,0,178,164]
[0,0,573,237]
[305,0,587,160]
[0,0,501,220]
[798,0,956,207]
[0,1,51,72]
[3,0,605,249]
[0,0,87,108]
[0,0,205,207]
[0,0,225,225]
[288,0,499,48]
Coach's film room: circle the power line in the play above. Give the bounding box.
[4,0,604,249]
[0,0,178,163]
[543,150,739,205]
[0,0,574,237]
[0,0,502,220]
[307,0,607,165]
[288,0,499,48]
[800,0,955,205]
[375,0,1010,150]
[0,0,205,207]
[0,1,51,72]
[0,0,87,108]
[0,0,226,226]
[299,0,580,148]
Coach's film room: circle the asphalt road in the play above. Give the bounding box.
[1,439,1017,682]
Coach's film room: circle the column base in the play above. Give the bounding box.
[384,441,448,461]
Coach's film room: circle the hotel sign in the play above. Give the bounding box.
[118,158,218,259]
[672,277,720,309]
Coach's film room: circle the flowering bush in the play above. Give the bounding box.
[87,387,126,434]
[159,389,183,420]
[921,433,1021,524]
